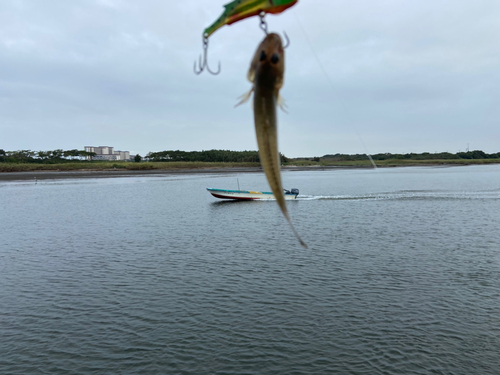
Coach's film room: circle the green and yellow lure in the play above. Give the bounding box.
[204,0,298,38]
[195,0,298,75]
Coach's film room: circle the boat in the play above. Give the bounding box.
[207,188,299,201]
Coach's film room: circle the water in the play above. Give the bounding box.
[1,165,500,374]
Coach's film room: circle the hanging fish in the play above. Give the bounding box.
[204,0,299,38]
[238,33,307,248]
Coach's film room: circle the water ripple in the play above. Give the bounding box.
[1,167,500,374]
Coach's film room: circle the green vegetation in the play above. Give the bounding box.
[322,150,500,161]
[289,150,500,167]
[146,149,290,163]
[149,149,254,163]
[291,158,500,167]
[1,148,499,172]
[0,149,96,164]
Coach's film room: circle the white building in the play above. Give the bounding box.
[84,146,130,161]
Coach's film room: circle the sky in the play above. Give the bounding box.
[1,0,499,158]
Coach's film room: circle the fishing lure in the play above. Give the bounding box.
[204,0,298,38]
[195,0,298,75]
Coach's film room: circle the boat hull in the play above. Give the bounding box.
[207,188,298,201]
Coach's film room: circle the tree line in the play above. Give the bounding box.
[145,149,290,163]
[2,148,499,164]
[0,148,290,164]
[0,149,96,163]
[321,150,500,161]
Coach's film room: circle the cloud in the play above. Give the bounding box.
[1,0,499,156]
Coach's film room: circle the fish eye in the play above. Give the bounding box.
[259,51,267,61]
[271,53,280,64]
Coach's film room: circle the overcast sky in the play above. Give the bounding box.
[1,0,499,157]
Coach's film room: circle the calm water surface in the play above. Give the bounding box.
[1,165,500,374]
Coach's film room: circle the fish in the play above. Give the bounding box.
[238,33,307,248]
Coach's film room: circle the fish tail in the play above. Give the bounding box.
[282,210,308,249]
[273,191,308,249]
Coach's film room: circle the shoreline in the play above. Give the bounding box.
[0,166,350,182]
[0,167,262,181]
[0,163,483,182]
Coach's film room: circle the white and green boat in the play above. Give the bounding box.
[207,188,299,201]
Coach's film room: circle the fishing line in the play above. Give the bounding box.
[292,11,377,169]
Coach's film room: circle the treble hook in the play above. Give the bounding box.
[193,34,221,75]
[259,12,290,49]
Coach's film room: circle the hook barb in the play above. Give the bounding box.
[193,54,203,75]
[283,31,290,49]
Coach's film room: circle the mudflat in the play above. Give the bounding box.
[0,165,364,182]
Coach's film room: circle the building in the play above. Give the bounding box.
[84,146,130,161]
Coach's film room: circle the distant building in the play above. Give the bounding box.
[84,146,130,161]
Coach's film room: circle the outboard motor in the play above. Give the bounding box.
[291,188,299,196]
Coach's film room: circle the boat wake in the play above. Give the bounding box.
[297,190,500,202]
